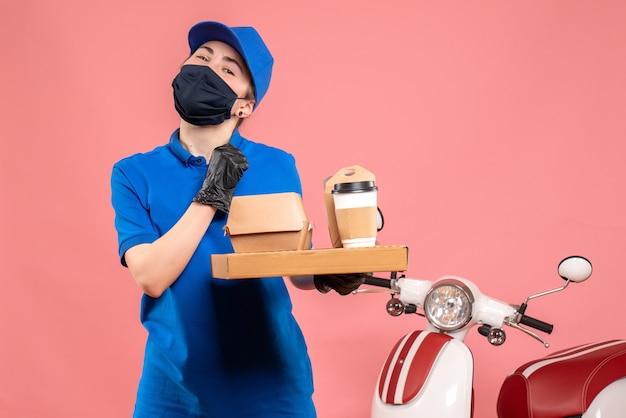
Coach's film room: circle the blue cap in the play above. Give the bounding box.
[188,21,274,108]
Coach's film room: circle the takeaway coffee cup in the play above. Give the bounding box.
[331,181,378,248]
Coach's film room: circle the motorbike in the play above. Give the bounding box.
[351,256,626,417]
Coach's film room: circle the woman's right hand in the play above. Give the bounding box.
[193,144,249,212]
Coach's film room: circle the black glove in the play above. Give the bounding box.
[314,273,366,295]
[192,143,249,213]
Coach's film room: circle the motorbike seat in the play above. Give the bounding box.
[496,339,626,418]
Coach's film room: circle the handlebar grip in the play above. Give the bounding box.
[363,276,392,288]
[520,315,554,334]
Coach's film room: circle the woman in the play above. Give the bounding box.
[111,21,320,417]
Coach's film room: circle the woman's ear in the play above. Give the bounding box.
[236,100,256,118]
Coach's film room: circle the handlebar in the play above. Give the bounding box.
[519,315,554,334]
[363,274,554,347]
[363,276,392,288]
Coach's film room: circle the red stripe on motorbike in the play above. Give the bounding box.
[401,333,453,403]
[378,332,413,400]
[381,331,453,404]
[381,331,421,403]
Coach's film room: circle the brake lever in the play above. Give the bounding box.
[354,274,401,295]
[352,288,396,295]
[503,318,550,348]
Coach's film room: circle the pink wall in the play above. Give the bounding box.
[1,1,625,417]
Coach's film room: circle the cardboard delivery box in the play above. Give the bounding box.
[211,245,409,279]
[224,192,313,253]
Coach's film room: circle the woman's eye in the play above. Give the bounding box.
[223,68,235,75]
[195,55,209,62]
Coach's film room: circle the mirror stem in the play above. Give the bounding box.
[522,279,572,306]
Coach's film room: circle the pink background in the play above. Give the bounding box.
[1,1,625,417]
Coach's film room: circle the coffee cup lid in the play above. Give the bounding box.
[332,181,377,194]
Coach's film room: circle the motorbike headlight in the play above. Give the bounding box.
[424,279,474,331]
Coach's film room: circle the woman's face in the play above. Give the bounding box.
[184,40,254,100]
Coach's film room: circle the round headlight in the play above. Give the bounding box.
[424,279,474,331]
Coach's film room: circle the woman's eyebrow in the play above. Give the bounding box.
[223,56,244,73]
[199,45,214,55]
[198,46,244,73]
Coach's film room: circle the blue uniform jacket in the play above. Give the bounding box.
[111,129,316,418]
